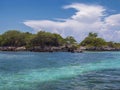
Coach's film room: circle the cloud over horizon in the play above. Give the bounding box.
[23,3,120,42]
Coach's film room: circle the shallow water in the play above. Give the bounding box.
[0,51,120,90]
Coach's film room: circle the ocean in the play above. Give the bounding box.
[0,51,120,90]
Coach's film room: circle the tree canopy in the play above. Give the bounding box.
[80,32,106,47]
[0,30,76,48]
[1,30,26,46]
[1,30,120,50]
[65,36,76,44]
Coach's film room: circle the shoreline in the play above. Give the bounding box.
[0,46,83,53]
[0,46,120,52]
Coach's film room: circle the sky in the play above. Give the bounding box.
[0,0,120,42]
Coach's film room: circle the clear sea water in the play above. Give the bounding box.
[0,51,120,90]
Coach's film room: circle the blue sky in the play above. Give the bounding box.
[0,0,120,42]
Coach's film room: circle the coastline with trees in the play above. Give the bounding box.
[0,30,120,52]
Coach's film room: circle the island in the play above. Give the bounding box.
[0,30,120,52]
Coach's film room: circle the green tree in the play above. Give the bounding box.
[0,35,2,46]
[30,31,65,48]
[65,36,76,44]
[23,32,34,47]
[52,33,64,46]
[88,32,98,37]
[81,32,106,47]
[1,30,26,46]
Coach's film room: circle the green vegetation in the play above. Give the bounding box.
[0,30,120,51]
[80,32,106,47]
[1,30,26,46]
[65,36,76,44]
[107,41,120,48]
[29,31,65,48]
[0,30,76,48]
[80,32,120,50]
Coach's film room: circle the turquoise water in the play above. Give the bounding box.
[0,51,120,90]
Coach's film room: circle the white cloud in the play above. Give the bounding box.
[100,14,120,42]
[23,3,120,42]
[63,3,105,23]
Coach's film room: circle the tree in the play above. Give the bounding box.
[81,32,106,47]
[0,35,2,46]
[88,32,97,37]
[93,38,106,47]
[65,36,76,44]
[23,32,34,48]
[30,31,65,48]
[52,33,64,46]
[107,41,115,48]
[1,30,26,46]
[0,30,78,49]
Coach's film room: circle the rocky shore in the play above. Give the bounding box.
[0,46,26,51]
[85,46,120,51]
[0,46,120,53]
[0,46,83,53]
